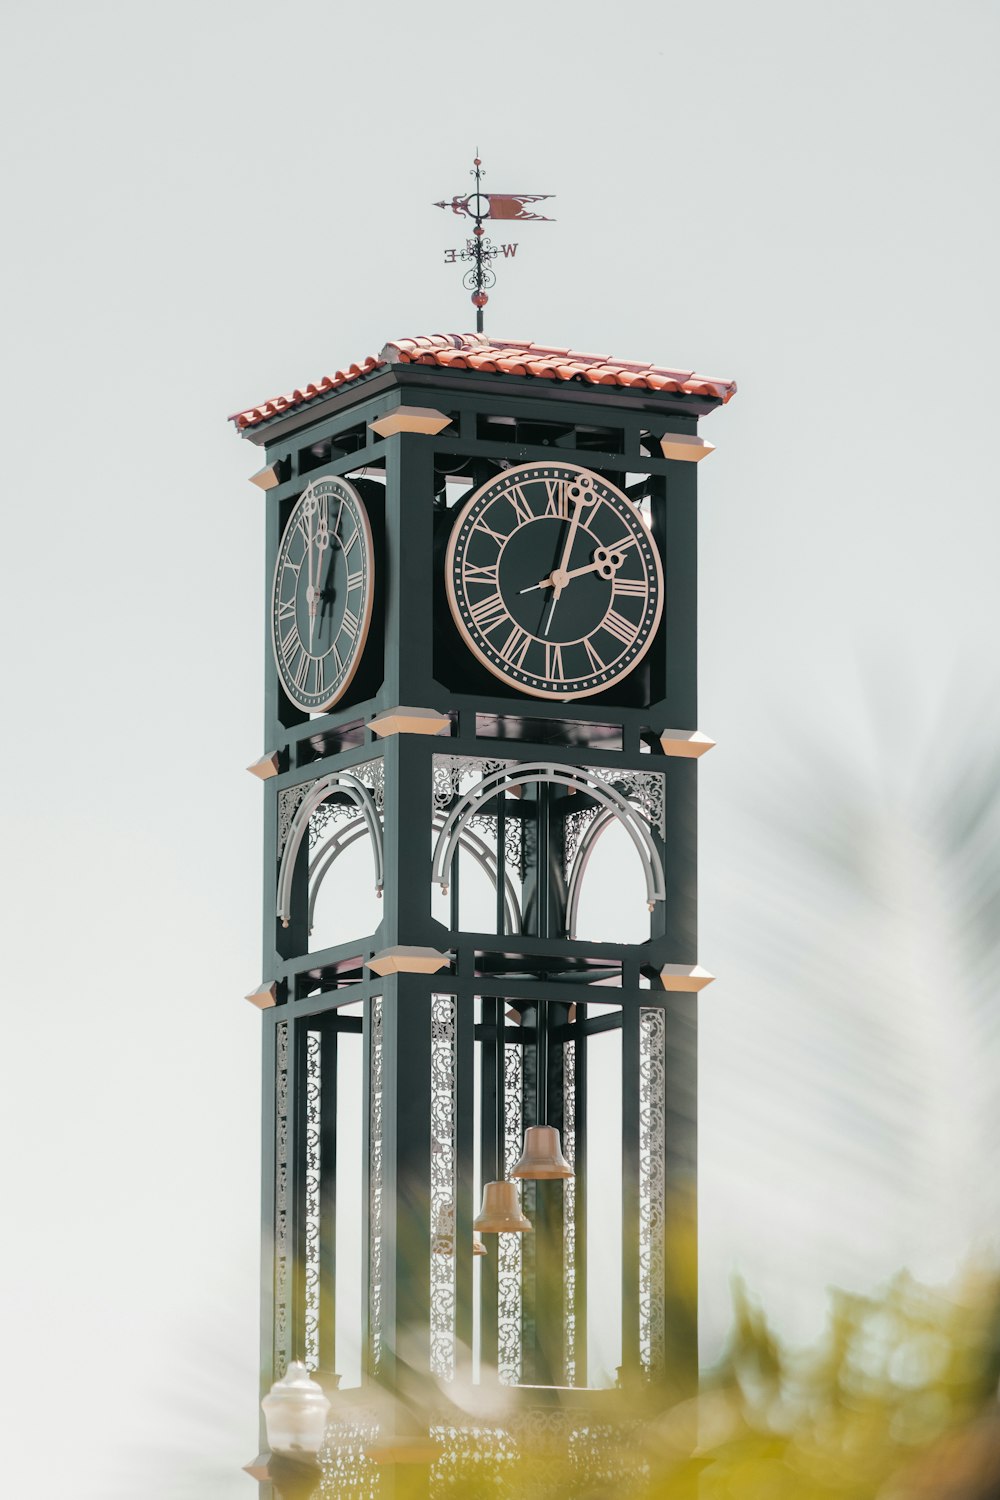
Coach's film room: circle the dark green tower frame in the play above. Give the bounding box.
[237,350,728,1494]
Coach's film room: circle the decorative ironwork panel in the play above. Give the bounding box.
[319,1411,382,1500]
[498,1040,524,1385]
[563,806,600,865]
[280,759,386,857]
[426,1412,649,1500]
[639,1007,666,1374]
[585,764,665,835]
[430,1421,517,1498]
[369,996,384,1374]
[304,1028,322,1371]
[562,1039,577,1385]
[430,994,457,1380]
[278,782,313,854]
[432,761,664,910]
[310,757,386,846]
[432,753,514,816]
[274,1021,290,1378]
[469,809,525,874]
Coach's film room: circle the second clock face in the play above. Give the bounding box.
[445,462,663,700]
[271,475,374,712]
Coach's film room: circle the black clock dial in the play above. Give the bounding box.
[271,476,374,712]
[446,462,663,700]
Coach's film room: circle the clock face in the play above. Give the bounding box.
[445,462,663,700]
[271,476,374,712]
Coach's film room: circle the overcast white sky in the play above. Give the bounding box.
[2,2,998,1494]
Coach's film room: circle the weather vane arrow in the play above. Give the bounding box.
[435,153,555,332]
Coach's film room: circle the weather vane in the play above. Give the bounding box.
[435,152,554,333]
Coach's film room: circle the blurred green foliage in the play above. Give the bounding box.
[414,1266,1000,1500]
[643,1266,1000,1500]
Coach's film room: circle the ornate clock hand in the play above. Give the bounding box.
[305,502,320,653]
[306,499,332,653]
[520,549,627,595]
[543,477,597,635]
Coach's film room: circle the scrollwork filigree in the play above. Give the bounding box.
[639,1006,666,1374]
[304,1029,322,1371]
[274,1021,290,1379]
[585,765,665,835]
[562,806,600,865]
[430,995,457,1380]
[563,1039,577,1385]
[278,782,313,854]
[432,753,514,816]
[369,997,383,1374]
[319,1410,382,1500]
[498,1041,524,1386]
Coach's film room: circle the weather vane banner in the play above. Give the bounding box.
[435,192,555,222]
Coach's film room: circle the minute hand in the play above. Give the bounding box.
[542,494,591,635]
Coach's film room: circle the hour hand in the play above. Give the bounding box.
[520,549,626,595]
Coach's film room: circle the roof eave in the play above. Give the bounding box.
[233,361,728,447]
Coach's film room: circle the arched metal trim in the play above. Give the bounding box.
[277,772,384,928]
[308,815,522,936]
[565,807,617,940]
[431,762,665,911]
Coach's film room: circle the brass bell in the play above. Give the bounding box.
[511,1125,573,1180]
[473,1180,532,1233]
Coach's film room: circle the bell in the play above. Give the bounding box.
[511,1125,573,1180]
[473,1180,532,1233]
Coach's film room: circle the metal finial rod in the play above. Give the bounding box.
[470,153,487,333]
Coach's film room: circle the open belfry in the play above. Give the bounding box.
[231,332,736,1498]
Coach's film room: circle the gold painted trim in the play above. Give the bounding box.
[369,706,451,738]
[245,982,278,1009]
[249,464,282,490]
[243,1453,273,1482]
[246,751,281,779]
[444,460,664,702]
[659,963,715,992]
[659,433,715,462]
[366,946,451,976]
[369,405,453,438]
[659,729,716,758]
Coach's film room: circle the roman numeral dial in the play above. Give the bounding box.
[271,475,374,712]
[446,460,663,701]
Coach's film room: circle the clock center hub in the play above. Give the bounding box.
[499,519,612,644]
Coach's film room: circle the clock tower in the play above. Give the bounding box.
[232,333,735,1497]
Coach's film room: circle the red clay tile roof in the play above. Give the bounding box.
[229,334,737,431]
